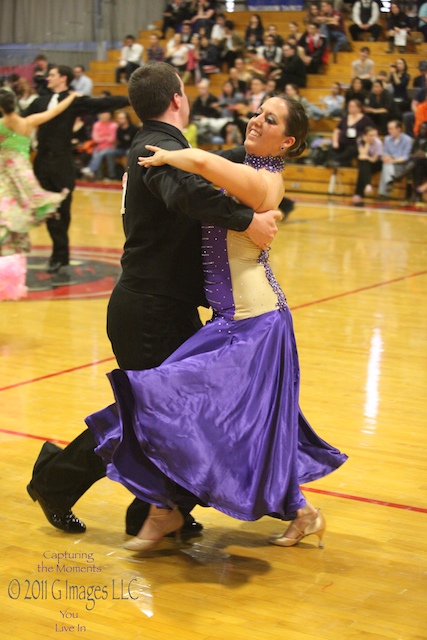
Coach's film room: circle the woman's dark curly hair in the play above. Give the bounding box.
[262,93,309,158]
[0,89,17,114]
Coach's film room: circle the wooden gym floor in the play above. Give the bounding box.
[1,186,426,640]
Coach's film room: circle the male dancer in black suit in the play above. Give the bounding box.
[27,62,282,537]
[25,65,129,278]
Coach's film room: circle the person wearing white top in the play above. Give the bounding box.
[71,65,93,96]
[115,35,144,83]
[349,0,381,42]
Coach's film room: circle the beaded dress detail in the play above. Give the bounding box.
[86,154,347,522]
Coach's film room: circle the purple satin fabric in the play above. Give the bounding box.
[86,308,347,521]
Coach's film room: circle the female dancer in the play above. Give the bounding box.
[86,95,347,551]
[0,89,78,253]
[0,89,79,299]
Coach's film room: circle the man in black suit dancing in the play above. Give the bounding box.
[27,62,282,538]
[25,65,129,278]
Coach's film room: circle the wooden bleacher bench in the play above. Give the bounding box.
[84,9,425,198]
[284,162,409,199]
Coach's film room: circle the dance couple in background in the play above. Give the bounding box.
[0,90,77,300]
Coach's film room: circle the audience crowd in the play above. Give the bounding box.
[1,0,427,200]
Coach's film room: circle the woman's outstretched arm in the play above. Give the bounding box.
[139,144,271,211]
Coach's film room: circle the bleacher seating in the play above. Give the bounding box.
[85,9,426,201]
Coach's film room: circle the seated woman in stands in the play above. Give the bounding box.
[351,126,383,206]
[326,99,374,168]
[344,77,368,110]
[386,2,412,53]
[410,121,427,201]
[284,83,318,121]
[364,80,394,136]
[244,13,265,47]
[388,57,411,117]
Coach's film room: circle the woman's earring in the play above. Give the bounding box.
[281,145,285,150]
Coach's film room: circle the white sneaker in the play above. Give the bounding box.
[81,167,94,179]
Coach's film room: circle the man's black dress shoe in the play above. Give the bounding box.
[180,516,203,538]
[47,261,67,274]
[27,483,86,533]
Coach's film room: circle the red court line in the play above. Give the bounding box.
[0,429,70,445]
[1,421,425,515]
[0,357,115,392]
[301,486,427,514]
[2,269,427,393]
[291,269,427,310]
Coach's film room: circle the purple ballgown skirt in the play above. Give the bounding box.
[86,225,347,521]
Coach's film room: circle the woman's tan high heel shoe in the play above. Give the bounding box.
[123,505,184,551]
[269,509,326,548]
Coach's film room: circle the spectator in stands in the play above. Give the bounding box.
[271,42,307,91]
[2,73,19,94]
[284,83,318,119]
[327,99,374,167]
[351,46,375,91]
[351,126,383,205]
[364,79,394,135]
[388,57,411,115]
[210,12,226,44]
[233,75,268,139]
[240,75,267,116]
[408,121,427,199]
[146,33,165,63]
[308,81,345,119]
[418,2,427,41]
[258,34,283,75]
[71,65,93,96]
[245,47,270,80]
[324,81,346,116]
[217,79,245,118]
[188,0,217,36]
[33,54,53,96]
[103,111,139,180]
[305,2,324,30]
[197,34,221,77]
[80,112,118,180]
[180,23,194,45]
[234,57,252,90]
[413,95,427,136]
[265,77,278,95]
[349,0,382,42]
[244,13,265,48]
[298,22,328,74]
[228,63,250,95]
[318,0,349,61]
[160,0,191,40]
[378,119,412,196]
[265,23,285,48]
[385,2,412,53]
[115,35,143,84]
[413,59,427,90]
[190,78,222,143]
[165,32,190,81]
[219,20,245,71]
[187,33,201,83]
[402,61,427,136]
[14,78,38,113]
[212,79,245,145]
[345,76,368,108]
[287,21,304,43]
